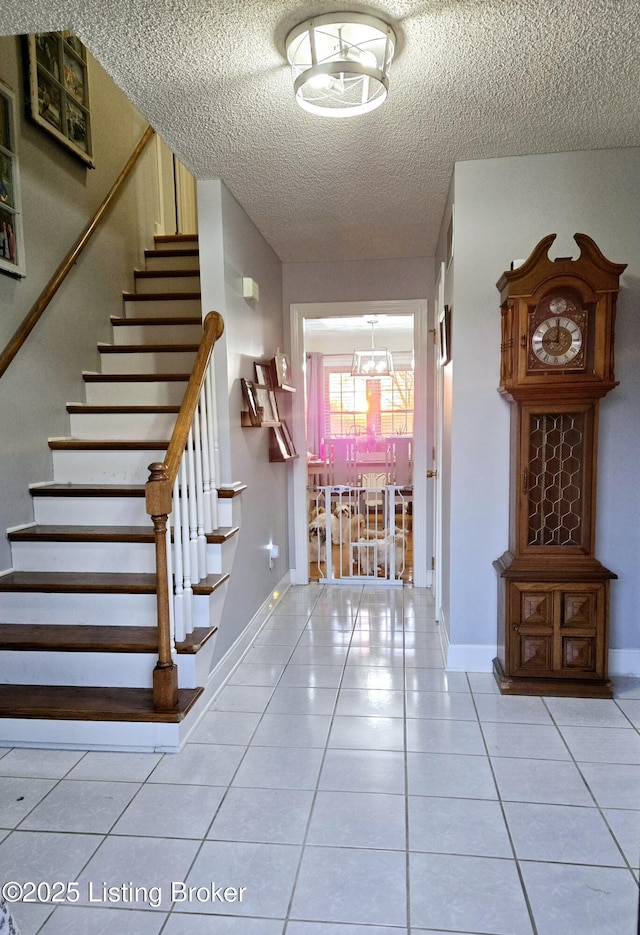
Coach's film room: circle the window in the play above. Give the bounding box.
[324,356,414,439]
[0,81,25,277]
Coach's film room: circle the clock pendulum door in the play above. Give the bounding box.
[493,234,626,698]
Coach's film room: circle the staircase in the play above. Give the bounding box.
[0,235,240,752]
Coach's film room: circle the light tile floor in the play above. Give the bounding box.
[0,584,639,934]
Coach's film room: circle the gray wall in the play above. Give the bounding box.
[198,180,287,663]
[444,147,640,670]
[0,35,159,571]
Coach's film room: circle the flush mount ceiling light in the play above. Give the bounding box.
[285,12,396,118]
[351,318,394,376]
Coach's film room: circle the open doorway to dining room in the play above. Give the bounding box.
[288,299,432,588]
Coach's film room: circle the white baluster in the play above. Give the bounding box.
[206,363,219,530]
[192,399,207,579]
[186,427,199,590]
[199,380,213,535]
[180,457,193,635]
[172,474,185,642]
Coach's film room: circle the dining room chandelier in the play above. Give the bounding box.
[351,318,394,376]
[285,12,396,118]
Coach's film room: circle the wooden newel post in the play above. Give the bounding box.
[146,462,179,710]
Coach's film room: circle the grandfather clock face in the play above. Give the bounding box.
[528,290,588,372]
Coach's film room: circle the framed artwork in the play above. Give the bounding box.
[255,384,279,424]
[241,378,260,426]
[446,206,454,269]
[0,82,26,278]
[271,425,291,460]
[254,360,273,390]
[280,420,297,457]
[26,32,94,166]
[439,304,451,366]
[272,350,294,391]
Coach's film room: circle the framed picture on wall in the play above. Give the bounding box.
[439,304,451,366]
[26,32,94,167]
[0,81,26,278]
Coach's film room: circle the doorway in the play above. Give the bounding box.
[288,299,432,587]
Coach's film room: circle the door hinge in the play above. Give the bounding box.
[427,470,438,479]
[431,556,436,570]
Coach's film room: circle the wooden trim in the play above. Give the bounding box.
[0,126,155,380]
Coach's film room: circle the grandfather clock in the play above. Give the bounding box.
[493,233,626,697]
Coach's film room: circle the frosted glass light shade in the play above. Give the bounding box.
[285,12,396,118]
[351,348,394,376]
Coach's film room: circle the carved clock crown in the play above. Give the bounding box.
[497,233,626,401]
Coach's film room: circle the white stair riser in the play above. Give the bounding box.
[0,650,198,688]
[33,496,149,526]
[0,590,211,627]
[32,494,227,527]
[154,238,198,251]
[145,254,199,271]
[69,411,177,439]
[0,717,183,752]
[84,379,188,406]
[112,323,202,344]
[52,448,167,485]
[11,540,223,574]
[99,350,197,374]
[124,298,201,318]
[134,275,200,294]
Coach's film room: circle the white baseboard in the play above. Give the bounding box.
[179,571,292,746]
[609,648,640,677]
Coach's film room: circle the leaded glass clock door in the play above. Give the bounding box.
[518,402,596,558]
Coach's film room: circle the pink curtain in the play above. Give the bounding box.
[305,352,325,458]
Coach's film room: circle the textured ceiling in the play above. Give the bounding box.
[2,1,639,262]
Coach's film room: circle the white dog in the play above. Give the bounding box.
[356,531,406,577]
[332,502,365,542]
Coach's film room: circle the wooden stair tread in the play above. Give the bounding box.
[0,571,229,595]
[31,484,146,497]
[83,372,190,382]
[123,291,200,300]
[30,483,244,499]
[9,524,239,544]
[134,270,200,279]
[48,439,170,450]
[66,405,180,414]
[0,684,203,722]
[144,249,199,259]
[154,234,198,244]
[110,316,202,326]
[98,343,199,353]
[0,623,217,654]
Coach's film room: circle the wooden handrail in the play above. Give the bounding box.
[0,125,155,380]
[145,310,224,709]
[163,311,225,484]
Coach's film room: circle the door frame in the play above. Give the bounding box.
[288,298,431,587]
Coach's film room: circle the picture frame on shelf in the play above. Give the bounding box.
[241,378,260,426]
[255,384,279,424]
[0,81,26,278]
[271,424,291,460]
[272,350,294,391]
[254,360,273,390]
[280,420,297,457]
[26,32,94,167]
